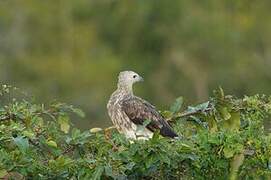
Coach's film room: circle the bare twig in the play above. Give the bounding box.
[169,107,212,122]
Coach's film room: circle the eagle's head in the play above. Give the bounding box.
[117,71,144,90]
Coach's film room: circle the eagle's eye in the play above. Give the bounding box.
[133,75,137,78]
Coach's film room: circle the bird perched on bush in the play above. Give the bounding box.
[107,71,178,140]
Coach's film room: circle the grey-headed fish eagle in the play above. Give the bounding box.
[107,71,178,140]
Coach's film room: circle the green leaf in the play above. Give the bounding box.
[221,111,240,131]
[223,147,234,158]
[55,156,73,167]
[145,155,158,169]
[46,140,58,148]
[136,125,145,132]
[13,136,29,153]
[72,108,85,118]
[136,119,152,133]
[220,107,231,120]
[206,116,218,133]
[170,97,183,114]
[159,153,171,164]
[160,110,173,119]
[22,130,35,138]
[179,143,192,149]
[125,162,136,170]
[104,165,114,177]
[0,169,8,178]
[143,119,152,127]
[213,86,225,100]
[194,101,210,111]
[90,128,103,133]
[151,131,160,141]
[187,101,210,114]
[92,166,104,180]
[58,116,70,134]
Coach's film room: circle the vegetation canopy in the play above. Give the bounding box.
[0,85,270,179]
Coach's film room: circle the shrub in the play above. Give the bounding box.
[0,85,270,179]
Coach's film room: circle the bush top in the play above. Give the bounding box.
[0,85,270,179]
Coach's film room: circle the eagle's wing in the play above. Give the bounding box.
[121,96,178,138]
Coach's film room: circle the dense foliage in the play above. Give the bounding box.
[0,85,270,179]
[1,0,271,128]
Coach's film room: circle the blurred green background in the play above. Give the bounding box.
[1,0,271,130]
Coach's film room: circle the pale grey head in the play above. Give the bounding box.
[117,71,144,92]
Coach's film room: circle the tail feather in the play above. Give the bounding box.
[160,125,178,138]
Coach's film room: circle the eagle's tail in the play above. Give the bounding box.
[160,125,179,138]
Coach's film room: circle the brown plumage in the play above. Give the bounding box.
[107,71,178,140]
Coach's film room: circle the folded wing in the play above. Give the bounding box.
[121,97,178,138]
